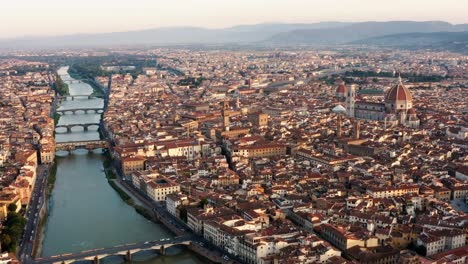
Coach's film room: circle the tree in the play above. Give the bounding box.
[7,203,17,212]
[1,234,11,248]
[198,198,209,208]
[1,211,26,252]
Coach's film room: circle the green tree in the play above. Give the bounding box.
[198,198,209,208]
[7,203,17,212]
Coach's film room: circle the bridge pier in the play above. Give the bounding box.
[93,256,99,264]
[84,126,88,131]
[125,250,132,262]
[160,245,165,256]
[66,126,72,133]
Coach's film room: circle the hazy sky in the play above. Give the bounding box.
[2,0,468,38]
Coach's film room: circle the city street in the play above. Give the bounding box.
[18,164,49,264]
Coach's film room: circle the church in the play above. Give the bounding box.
[336,77,420,128]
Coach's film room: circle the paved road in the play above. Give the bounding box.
[18,164,49,264]
[33,235,195,264]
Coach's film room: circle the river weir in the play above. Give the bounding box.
[39,66,203,263]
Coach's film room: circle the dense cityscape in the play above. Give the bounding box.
[0,45,465,264]
[2,1,468,264]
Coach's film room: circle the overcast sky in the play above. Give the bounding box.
[2,0,468,38]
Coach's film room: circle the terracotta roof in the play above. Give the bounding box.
[385,79,412,102]
[336,84,347,94]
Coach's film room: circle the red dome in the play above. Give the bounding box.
[385,79,412,102]
[336,84,347,94]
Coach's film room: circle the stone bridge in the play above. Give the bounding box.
[63,79,83,84]
[55,140,108,152]
[55,123,100,133]
[56,108,103,115]
[33,235,195,264]
[57,95,103,101]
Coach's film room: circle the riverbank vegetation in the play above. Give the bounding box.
[53,113,61,126]
[53,74,69,96]
[106,180,157,222]
[134,205,153,220]
[68,63,107,80]
[1,208,26,253]
[47,160,58,197]
[67,65,105,97]
[103,152,116,180]
[108,180,132,203]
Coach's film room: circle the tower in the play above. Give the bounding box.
[332,104,347,138]
[337,114,342,137]
[354,119,361,140]
[346,84,356,118]
[222,100,230,131]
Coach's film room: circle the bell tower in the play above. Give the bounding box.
[346,84,356,118]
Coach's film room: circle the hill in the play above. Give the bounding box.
[0,22,350,49]
[352,31,468,53]
[266,21,459,45]
[1,21,467,51]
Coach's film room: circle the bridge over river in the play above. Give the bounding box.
[57,95,103,101]
[62,79,84,84]
[55,140,108,152]
[56,108,104,115]
[33,235,196,264]
[55,123,100,133]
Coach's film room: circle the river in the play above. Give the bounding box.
[40,66,203,263]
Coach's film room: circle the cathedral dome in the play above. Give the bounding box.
[385,77,412,103]
[336,84,347,95]
[336,83,347,102]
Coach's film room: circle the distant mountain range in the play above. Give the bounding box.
[1,21,468,52]
[352,31,468,53]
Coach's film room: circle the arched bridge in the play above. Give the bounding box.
[57,95,103,101]
[55,140,108,152]
[56,108,104,115]
[63,79,84,84]
[55,123,100,133]
[33,235,196,264]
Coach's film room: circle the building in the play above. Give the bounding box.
[337,77,420,128]
[366,184,419,198]
[248,112,269,127]
[166,193,188,217]
[233,142,286,158]
[131,171,180,202]
[316,224,378,252]
[147,177,180,201]
[187,205,236,234]
[122,156,146,175]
